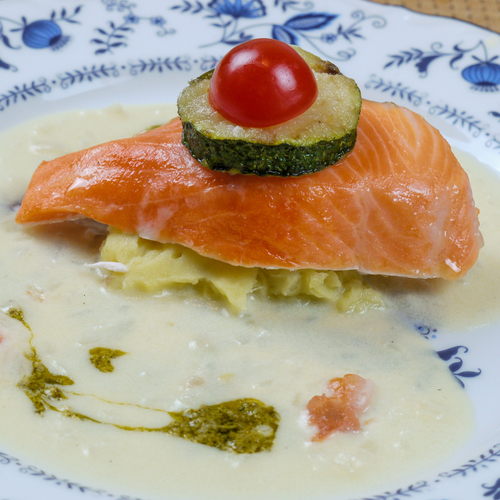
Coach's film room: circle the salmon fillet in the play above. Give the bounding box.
[16,100,482,280]
[307,374,374,441]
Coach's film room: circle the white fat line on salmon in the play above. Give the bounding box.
[67,178,91,191]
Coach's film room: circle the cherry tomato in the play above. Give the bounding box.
[208,39,318,128]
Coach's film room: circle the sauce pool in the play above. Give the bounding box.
[0,103,499,500]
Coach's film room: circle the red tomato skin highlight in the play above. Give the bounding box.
[209,38,318,128]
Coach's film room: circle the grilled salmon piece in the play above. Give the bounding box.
[16,100,482,280]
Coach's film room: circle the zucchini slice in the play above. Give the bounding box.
[177,46,361,176]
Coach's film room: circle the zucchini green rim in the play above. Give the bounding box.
[177,47,361,177]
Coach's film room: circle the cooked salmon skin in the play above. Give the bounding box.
[16,100,483,280]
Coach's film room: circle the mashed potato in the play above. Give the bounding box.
[100,229,385,312]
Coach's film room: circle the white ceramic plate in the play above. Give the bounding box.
[0,1,499,499]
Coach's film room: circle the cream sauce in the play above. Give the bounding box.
[0,104,498,500]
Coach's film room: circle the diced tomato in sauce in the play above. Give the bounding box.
[307,374,374,442]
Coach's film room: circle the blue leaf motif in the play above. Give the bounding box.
[483,477,500,498]
[272,25,297,45]
[415,54,442,74]
[456,369,482,378]
[448,359,464,373]
[223,31,253,45]
[284,13,338,31]
[436,345,481,388]
[449,52,465,68]
[0,58,12,70]
[211,21,232,28]
[1,34,18,49]
[437,345,467,361]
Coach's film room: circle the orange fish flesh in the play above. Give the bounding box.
[307,374,374,441]
[15,100,483,280]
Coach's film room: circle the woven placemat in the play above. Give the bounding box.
[369,0,500,32]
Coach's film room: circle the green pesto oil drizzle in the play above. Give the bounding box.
[89,347,127,373]
[162,398,279,453]
[7,307,74,414]
[5,307,280,453]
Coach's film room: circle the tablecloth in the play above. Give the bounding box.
[369,0,500,32]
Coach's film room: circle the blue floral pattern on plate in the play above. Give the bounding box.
[173,0,387,60]
[0,451,145,500]
[0,1,500,500]
[0,0,498,159]
[385,40,500,91]
[415,325,482,388]
[92,0,174,55]
[0,5,82,70]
